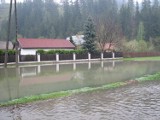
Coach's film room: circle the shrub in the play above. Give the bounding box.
[8,50,16,55]
[0,50,15,55]
[0,50,5,55]
[123,40,149,52]
[138,40,148,52]
[37,49,46,54]
[36,49,87,55]
[46,50,56,54]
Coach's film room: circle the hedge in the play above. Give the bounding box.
[36,49,87,55]
[0,50,16,55]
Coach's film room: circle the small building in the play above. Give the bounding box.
[18,38,75,55]
[66,35,84,46]
[104,43,115,52]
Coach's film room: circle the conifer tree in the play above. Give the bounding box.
[137,22,144,41]
[83,17,96,53]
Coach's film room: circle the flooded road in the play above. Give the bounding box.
[0,81,160,120]
[0,61,160,103]
[0,61,160,119]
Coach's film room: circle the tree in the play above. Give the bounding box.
[95,17,122,52]
[141,0,152,40]
[136,21,144,41]
[83,17,96,53]
[69,36,76,47]
[152,37,160,51]
[135,2,140,37]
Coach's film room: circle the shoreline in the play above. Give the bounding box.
[0,57,122,68]
[1,56,160,68]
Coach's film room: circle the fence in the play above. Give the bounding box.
[123,52,160,58]
[1,52,160,64]
[59,54,73,60]
[20,55,37,62]
[76,53,88,60]
[0,55,15,63]
[0,52,123,63]
[40,54,56,61]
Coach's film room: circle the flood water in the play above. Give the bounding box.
[0,80,160,120]
[0,60,160,119]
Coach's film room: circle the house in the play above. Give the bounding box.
[104,43,115,52]
[66,35,84,46]
[18,38,75,55]
[98,43,115,52]
[0,41,13,50]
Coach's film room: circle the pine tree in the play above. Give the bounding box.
[137,21,144,41]
[83,17,96,53]
[141,0,152,40]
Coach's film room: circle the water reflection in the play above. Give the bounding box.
[20,61,117,78]
[0,61,160,103]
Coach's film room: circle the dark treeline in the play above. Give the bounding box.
[0,0,160,51]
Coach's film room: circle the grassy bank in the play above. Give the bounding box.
[0,72,160,107]
[123,56,160,61]
[136,72,160,82]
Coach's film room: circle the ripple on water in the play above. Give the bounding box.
[1,81,160,120]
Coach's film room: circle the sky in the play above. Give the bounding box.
[6,0,60,2]
[5,0,144,4]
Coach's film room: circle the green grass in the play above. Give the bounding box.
[136,72,160,82]
[0,82,128,107]
[123,56,160,61]
[0,72,160,107]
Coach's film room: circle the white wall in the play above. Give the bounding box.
[20,49,37,55]
[20,49,74,55]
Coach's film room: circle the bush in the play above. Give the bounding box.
[8,50,16,55]
[152,37,160,51]
[36,49,87,55]
[0,50,5,55]
[0,50,15,55]
[37,49,46,54]
[138,40,148,52]
[123,40,149,52]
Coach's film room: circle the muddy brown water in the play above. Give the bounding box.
[0,61,160,119]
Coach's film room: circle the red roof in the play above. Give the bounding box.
[18,38,75,49]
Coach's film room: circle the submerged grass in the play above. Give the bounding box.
[0,91,71,107]
[1,72,160,107]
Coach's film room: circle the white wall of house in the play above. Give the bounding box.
[20,49,37,55]
[20,48,74,55]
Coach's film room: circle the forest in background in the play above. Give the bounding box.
[0,0,160,52]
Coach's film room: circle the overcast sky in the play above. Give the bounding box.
[5,0,61,3]
[5,0,143,4]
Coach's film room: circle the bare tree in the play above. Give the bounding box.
[95,17,122,52]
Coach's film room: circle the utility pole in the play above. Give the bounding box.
[4,0,18,67]
[4,0,13,67]
[14,0,19,66]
